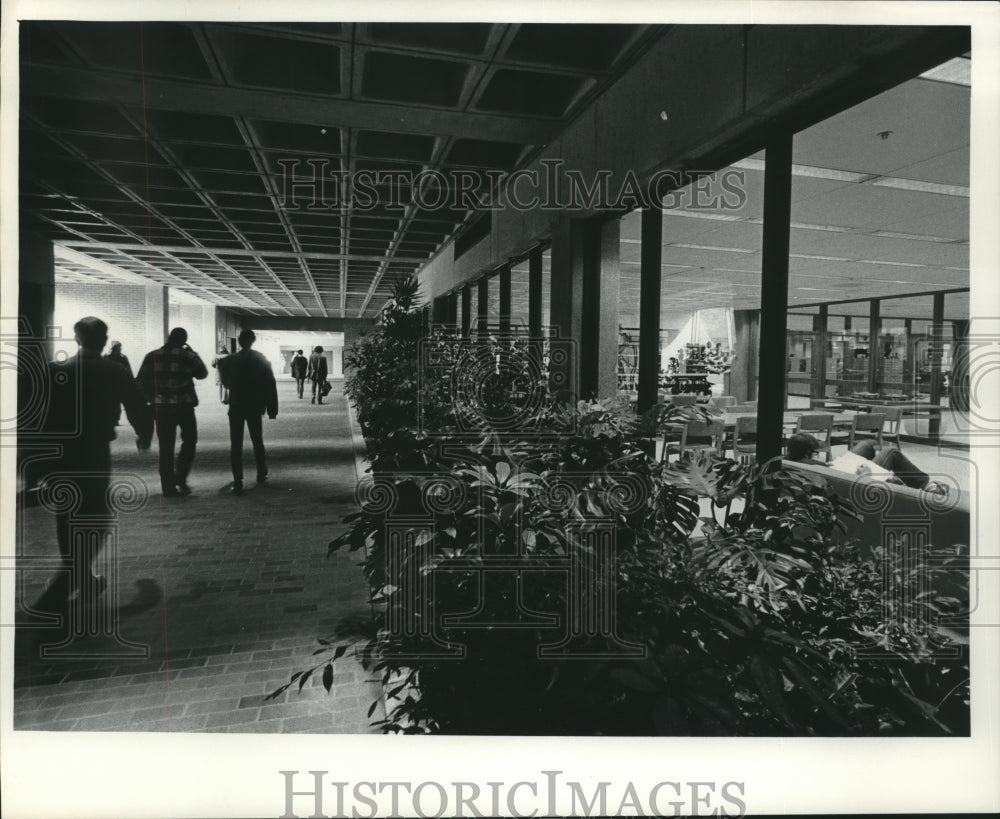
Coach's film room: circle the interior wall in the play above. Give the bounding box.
[167,302,215,365]
[53,282,163,364]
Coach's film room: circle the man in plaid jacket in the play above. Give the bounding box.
[137,327,209,497]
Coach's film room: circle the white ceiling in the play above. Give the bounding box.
[619,62,970,322]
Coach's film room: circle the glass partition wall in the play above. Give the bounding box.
[617,158,763,406]
[782,290,968,442]
[783,55,969,445]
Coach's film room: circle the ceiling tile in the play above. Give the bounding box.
[504,24,640,72]
[59,22,213,81]
[214,30,342,95]
[476,69,585,117]
[362,51,468,108]
[368,23,492,56]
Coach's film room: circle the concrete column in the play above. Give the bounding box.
[637,208,662,412]
[18,232,55,355]
[731,310,759,402]
[477,278,488,338]
[161,287,169,341]
[867,298,881,393]
[928,292,945,440]
[461,286,472,337]
[951,318,970,412]
[144,286,167,351]
[528,248,543,340]
[498,265,511,334]
[549,214,585,400]
[17,233,55,440]
[431,296,447,325]
[812,305,828,401]
[593,219,621,400]
[756,134,793,464]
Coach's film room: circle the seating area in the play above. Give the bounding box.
[653,388,961,498]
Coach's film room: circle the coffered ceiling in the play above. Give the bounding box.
[19,21,657,318]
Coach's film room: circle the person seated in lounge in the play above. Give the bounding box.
[785,432,828,466]
[785,433,932,490]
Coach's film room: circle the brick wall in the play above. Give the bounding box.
[53,283,150,366]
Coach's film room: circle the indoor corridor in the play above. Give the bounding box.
[13,379,381,733]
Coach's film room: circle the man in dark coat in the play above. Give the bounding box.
[306,345,329,404]
[290,348,308,399]
[39,316,153,606]
[219,329,278,495]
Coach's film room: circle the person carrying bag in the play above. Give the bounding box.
[306,345,329,405]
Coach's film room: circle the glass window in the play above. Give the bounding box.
[510,265,530,335]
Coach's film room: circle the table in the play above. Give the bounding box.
[661,373,713,396]
[659,410,860,460]
[816,397,939,418]
[667,410,858,432]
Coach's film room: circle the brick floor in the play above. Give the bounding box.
[13,381,382,734]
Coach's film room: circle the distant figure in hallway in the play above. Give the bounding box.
[219,329,278,496]
[307,345,328,404]
[290,349,308,399]
[212,347,230,404]
[103,340,133,426]
[137,327,209,497]
[37,317,153,608]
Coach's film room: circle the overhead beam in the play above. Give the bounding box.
[231,115,326,316]
[57,241,426,265]
[23,62,559,145]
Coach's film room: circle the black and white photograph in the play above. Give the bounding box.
[2,1,998,816]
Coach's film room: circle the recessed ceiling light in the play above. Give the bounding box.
[790,222,851,233]
[870,230,962,243]
[730,159,871,183]
[789,253,850,262]
[671,243,755,253]
[792,164,871,183]
[663,210,742,222]
[857,259,926,268]
[870,177,970,197]
[919,57,971,87]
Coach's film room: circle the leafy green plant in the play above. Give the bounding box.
[344,274,426,445]
[279,302,969,736]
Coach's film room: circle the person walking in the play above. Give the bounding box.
[103,340,133,425]
[36,317,153,608]
[212,347,231,404]
[290,348,308,399]
[307,345,328,404]
[218,329,278,495]
[136,327,208,497]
